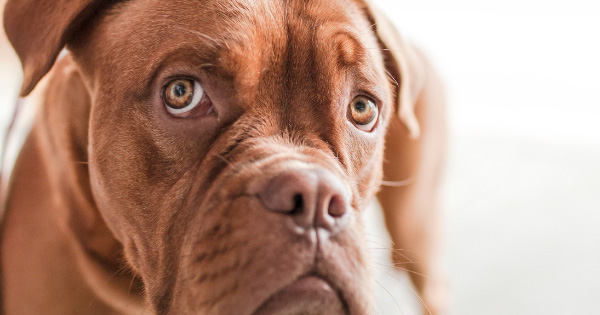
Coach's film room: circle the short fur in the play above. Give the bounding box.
[1,0,446,314]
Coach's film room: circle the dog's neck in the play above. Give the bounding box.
[1,54,145,314]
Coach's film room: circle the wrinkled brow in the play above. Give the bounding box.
[148,34,239,73]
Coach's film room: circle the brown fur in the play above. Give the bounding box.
[1,0,446,314]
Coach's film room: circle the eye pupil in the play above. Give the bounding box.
[173,84,187,97]
[354,101,366,112]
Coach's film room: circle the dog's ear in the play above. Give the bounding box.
[362,1,425,138]
[3,0,104,96]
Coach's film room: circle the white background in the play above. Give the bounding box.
[1,1,600,314]
[366,1,600,314]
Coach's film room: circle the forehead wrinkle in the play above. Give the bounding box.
[145,44,222,76]
[324,27,366,68]
[305,0,380,73]
[313,24,382,85]
[217,42,264,101]
[206,0,287,104]
[283,0,382,102]
[314,19,387,93]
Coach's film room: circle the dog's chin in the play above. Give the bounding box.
[253,275,346,315]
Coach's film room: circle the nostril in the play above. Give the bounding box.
[291,193,304,215]
[257,166,350,234]
[327,195,347,218]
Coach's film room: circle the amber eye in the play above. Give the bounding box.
[162,79,204,115]
[349,96,378,131]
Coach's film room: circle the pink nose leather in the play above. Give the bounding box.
[258,168,350,234]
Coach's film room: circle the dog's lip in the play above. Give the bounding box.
[252,274,348,315]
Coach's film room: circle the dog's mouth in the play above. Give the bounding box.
[173,155,369,314]
[253,274,348,315]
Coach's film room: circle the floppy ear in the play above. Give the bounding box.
[3,0,104,96]
[362,1,425,138]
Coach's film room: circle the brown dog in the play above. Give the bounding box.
[0,0,446,314]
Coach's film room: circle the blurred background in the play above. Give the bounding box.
[1,0,599,314]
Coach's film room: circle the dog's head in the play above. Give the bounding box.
[5,0,422,313]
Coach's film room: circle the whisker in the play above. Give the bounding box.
[369,247,424,254]
[373,262,430,279]
[212,151,263,177]
[83,262,132,312]
[373,266,433,315]
[385,70,399,88]
[375,279,404,315]
[366,239,393,249]
[365,233,397,246]
[128,274,138,296]
[214,153,234,167]
[386,261,424,266]
[356,23,378,37]
[380,178,413,187]
[173,26,222,48]
[368,247,417,264]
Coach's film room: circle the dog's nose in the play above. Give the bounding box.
[258,168,350,234]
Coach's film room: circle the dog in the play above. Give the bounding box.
[0,0,446,314]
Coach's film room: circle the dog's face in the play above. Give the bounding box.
[6,0,401,313]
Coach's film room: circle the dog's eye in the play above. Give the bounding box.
[349,96,378,131]
[162,79,208,116]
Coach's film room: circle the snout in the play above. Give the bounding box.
[250,163,351,314]
[176,156,372,315]
[256,165,351,238]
